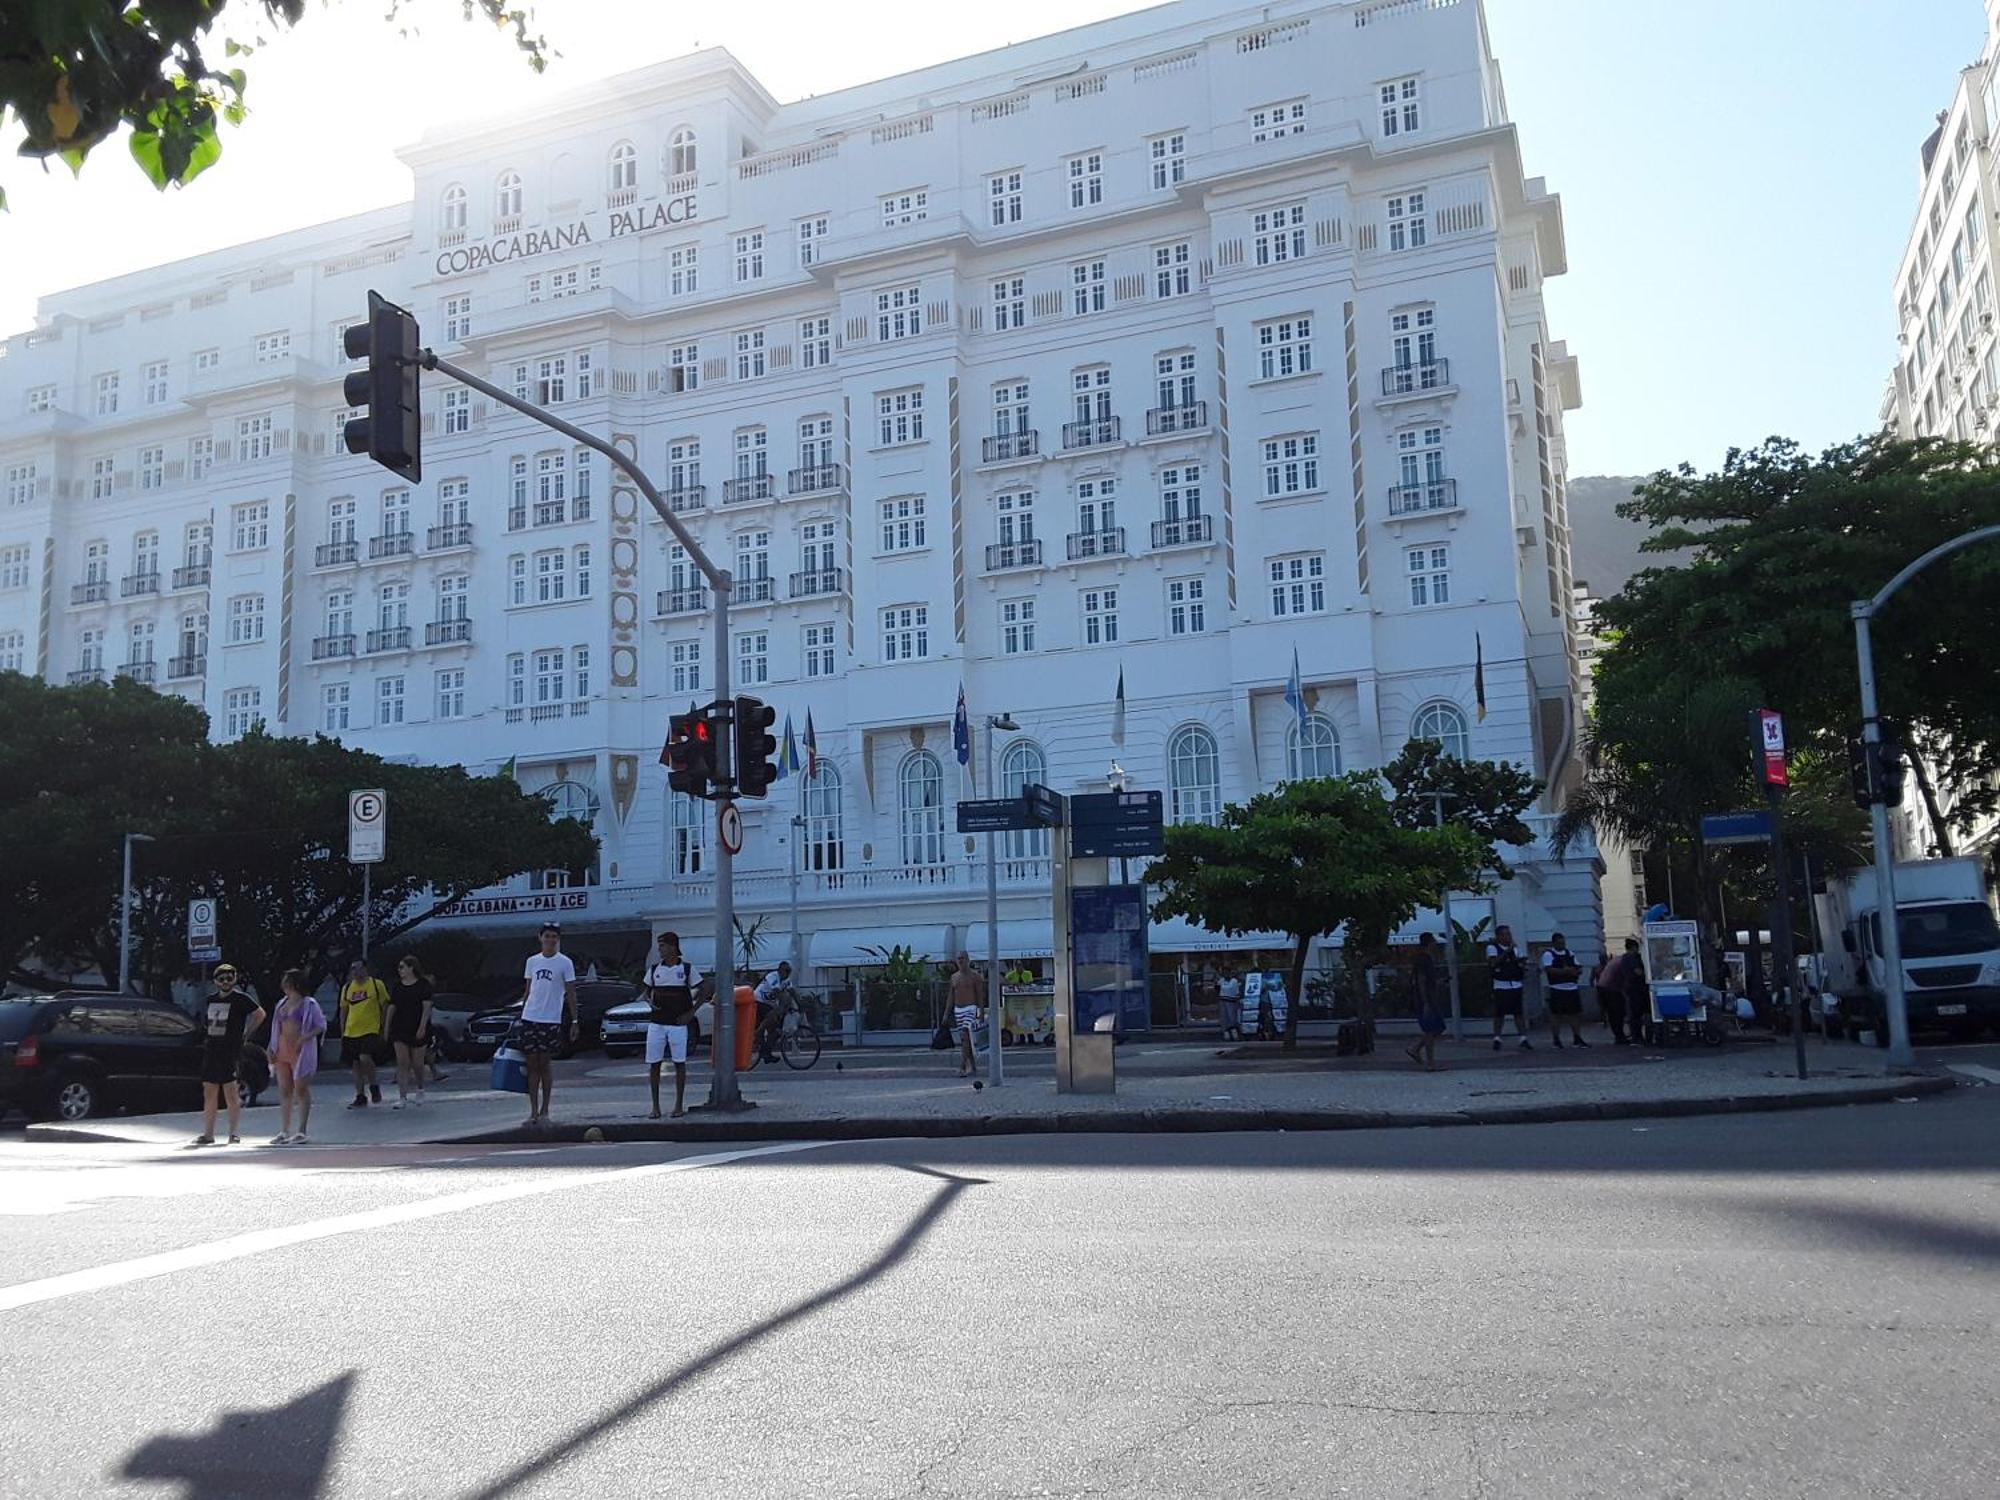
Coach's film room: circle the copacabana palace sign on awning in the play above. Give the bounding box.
[433,192,699,277]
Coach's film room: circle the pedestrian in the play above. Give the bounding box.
[1594,948,1632,1045]
[385,954,435,1109]
[517,924,577,1127]
[192,962,266,1147]
[337,959,390,1109]
[1405,933,1447,1070]
[1217,965,1243,1041]
[753,960,793,1063]
[1541,932,1589,1049]
[1620,937,1651,1045]
[949,952,982,1077]
[1487,925,1533,1050]
[268,969,327,1145]
[644,931,699,1120]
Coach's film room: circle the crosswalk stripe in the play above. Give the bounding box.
[1947,1063,2000,1086]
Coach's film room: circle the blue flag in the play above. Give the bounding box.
[778,713,799,780]
[1284,646,1308,728]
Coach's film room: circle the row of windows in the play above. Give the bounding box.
[439,131,698,236]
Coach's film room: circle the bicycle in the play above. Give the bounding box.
[745,988,823,1071]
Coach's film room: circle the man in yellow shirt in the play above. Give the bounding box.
[337,958,389,1109]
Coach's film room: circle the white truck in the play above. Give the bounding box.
[1815,857,2000,1042]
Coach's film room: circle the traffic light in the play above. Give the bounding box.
[1848,733,1872,809]
[733,695,778,798]
[342,290,422,482]
[1848,725,1908,810]
[664,708,719,798]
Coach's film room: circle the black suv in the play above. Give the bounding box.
[462,981,638,1059]
[0,995,271,1122]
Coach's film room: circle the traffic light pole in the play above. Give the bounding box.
[1849,523,2000,1074]
[419,351,746,1110]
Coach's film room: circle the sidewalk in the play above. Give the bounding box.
[26,1037,1956,1147]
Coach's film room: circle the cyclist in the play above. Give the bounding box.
[753,961,793,1063]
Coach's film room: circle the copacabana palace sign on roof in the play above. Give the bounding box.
[433,192,699,277]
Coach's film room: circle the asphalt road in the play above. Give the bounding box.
[2,1080,1998,1497]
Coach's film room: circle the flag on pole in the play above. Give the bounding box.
[804,709,820,778]
[1283,646,1308,729]
[1474,633,1488,723]
[1110,667,1127,747]
[953,684,972,790]
[777,713,800,781]
[498,754,517,780]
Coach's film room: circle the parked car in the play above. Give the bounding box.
[462,982,640,1059]
[600,997,704,1059]
[0,994,271,1123]
[425,992,487,1059]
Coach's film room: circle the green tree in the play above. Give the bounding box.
[0,673,211,984]
[1381,737,1541,879]
[1146,776,1487,1049]
[0,1,549,207]
[1597,434,2000,851]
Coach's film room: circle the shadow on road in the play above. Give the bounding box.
[120,1371,351,1499]
[459,1165,988,1498]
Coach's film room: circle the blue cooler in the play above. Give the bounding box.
[490,1045,529,1094]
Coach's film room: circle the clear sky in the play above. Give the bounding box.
[0,0,1983,477]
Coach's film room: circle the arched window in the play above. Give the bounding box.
[1412,701,1471,761]
[668,790,705,877]
[804,762,844,872]
[495,170,523,221]
[1286,714,1341,781]
[1000,740,1049,859]
[441,184,467,233]
[669,128,698,180]
[899,751,945,865]
[1168,726,1221,826]
[608,141,637,193]
[537,779,600,886]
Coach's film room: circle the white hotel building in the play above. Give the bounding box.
[0,0,1599,987]
[1882,0,2000,866]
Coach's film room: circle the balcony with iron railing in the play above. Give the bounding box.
[1145,401,1209,436]
[426,618,472,646]
[171,563,211,590]
[121,572,161,599]
[117,660,157,685]
[1151,515,1214,548]
[507,507,528,531]
[1387,479,1460,516]
[984,539,1044,572]
[1380,358,1452,398]
[71,579,109,606]
[723,474,775,505]
[735,575,776,604]
[366,625,412,654]
[315,540,358,568]
[788,463,846,496]
[428,522,473,551]
[533,501,569,527]
[657,586,710,616]
[369,530,414,561]
[1062,416,1122,451]
[665,484,706,515]
[1065,528,1127,561]
[788,568,846,599]
[311,634,356,661]
[981,430,1039,464]
[167,653,205,680]
[67,666,105,685]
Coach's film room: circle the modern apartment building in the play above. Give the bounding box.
[1882,0,2000,864]
[0,0,1598,984]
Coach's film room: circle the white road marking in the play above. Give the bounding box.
[1947,1063,2000,1086]
[0,1140,830,1314]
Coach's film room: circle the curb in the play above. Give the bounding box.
[437,1074,1960,1147]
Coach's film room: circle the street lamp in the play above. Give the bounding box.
[985,712,1020,1087]
[1430,792,1465,1041]
[118,832,155,995]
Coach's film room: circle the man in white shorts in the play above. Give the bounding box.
[644,930,700,1119]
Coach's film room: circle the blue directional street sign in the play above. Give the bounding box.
[1700,809,1774,847]
[1023,782,1067,828]
[1069,790,1165,858]
[957,797,1036,834]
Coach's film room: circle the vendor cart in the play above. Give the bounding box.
[1641,919,1727,1047]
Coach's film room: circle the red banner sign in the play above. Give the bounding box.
[1757,709,1788,788]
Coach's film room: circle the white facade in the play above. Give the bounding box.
[1882,0,2000,864]
[0,0,1597,977]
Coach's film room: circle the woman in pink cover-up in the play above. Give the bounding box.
[269,969,328,1145]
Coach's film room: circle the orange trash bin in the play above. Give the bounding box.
[732,984,758,1071]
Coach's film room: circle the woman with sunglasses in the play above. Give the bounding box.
[385,955,435,1108]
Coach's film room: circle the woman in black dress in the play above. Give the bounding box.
[386,955,435,1108]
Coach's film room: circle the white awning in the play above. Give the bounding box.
[962,920,1058,960]
[1147,917,1291,953]
[809,925,954,970]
